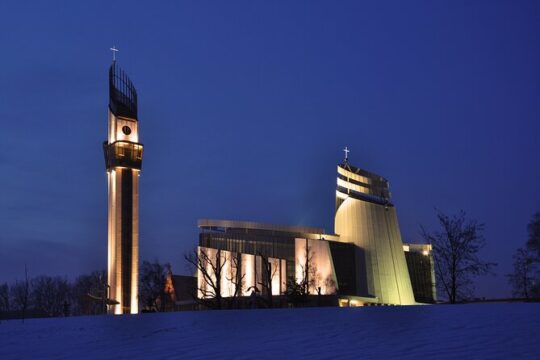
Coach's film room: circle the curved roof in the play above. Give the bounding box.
[338,163,388,183]
[336,163,392,209]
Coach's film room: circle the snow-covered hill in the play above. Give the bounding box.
[1,303,538,359]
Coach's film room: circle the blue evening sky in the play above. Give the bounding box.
[1,1,539,298]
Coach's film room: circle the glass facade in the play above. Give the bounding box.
[200,230,296,263]
[403,245,437,304]
[329,241,357,295]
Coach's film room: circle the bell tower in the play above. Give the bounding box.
[103,61,143,314]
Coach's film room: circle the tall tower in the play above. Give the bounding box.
[334,156,415,305]
[103,61,143,314]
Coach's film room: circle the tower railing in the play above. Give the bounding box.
[109,63,138,119]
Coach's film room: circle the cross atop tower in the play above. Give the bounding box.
[110,46,119,61]
[343,146,350,163]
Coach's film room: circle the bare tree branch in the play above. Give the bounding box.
[184,247,227,309]
[420,210,496,303]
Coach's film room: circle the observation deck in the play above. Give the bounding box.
[103,140,143,170]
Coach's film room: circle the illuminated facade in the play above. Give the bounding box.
[334,162,416,305]
[198,220,338,298]
[195,159,435,306]
[103,62,143,314]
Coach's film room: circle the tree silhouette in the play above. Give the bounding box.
[421,210,495,303]
[185,247,227,310]
[507,247,538,299]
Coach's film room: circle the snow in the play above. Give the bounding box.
[1,303,539,359]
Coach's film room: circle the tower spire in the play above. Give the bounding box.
[104,61,143,315]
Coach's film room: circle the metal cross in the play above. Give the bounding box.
[343,146,350,162]
[110,46,119,61]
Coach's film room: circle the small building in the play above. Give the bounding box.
[164,273,198,311]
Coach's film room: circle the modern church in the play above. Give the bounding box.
[197,155,436,306]
[101,60,435,312]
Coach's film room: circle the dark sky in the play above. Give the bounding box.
[1,1,539,299]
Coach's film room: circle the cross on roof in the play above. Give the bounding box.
[343,146,350,162]
[110,46,119,61]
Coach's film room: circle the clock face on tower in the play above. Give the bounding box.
[122,125,132,135]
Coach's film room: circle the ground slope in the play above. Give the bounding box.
[1,303,539,359]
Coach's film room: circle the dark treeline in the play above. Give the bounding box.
[0,260,172,321]
[0,270,107,320]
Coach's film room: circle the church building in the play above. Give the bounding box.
[195,153,436,306]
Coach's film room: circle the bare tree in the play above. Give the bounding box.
[257,253,279,308]
[420,210,496,304]
[526,211,540,257]
[308,259,320,294]
[505,212,540,300]
[11,265,30,321]
[185,247,226,310]
[139,260,171,312]
[0,283,8,321]
[286,244,314,307]
[323,276,337,295]
[71,270,107,315]
[298,244,315,295]
[31,276,70,317]
[226,252,245,309]
[507,247,538,299]
[10,282,28,319]
[285,278,307,307]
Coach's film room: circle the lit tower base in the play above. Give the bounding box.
[103,62,143,314]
